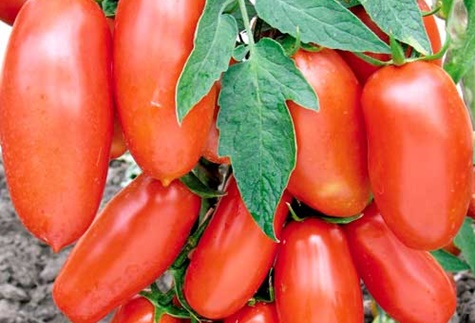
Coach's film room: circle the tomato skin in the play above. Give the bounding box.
[467,166,475,218]
[287,49,370,217]
[0,0,26,25]
[0,0,113,251]
[53,175,200,323]
[223,302,278,323]
[362,61,472,250]
[274,218,363,323]
[114,0,216,185]
[202,107,231,165]
[339,0,442,83]
[344,203,457,323]
[184,178,291,319]
[111,297,183,323]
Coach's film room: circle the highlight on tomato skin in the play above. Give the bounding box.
[286,48,371,217]
[183,177,291,320]
[274,217,364,323]
[113,0,216,186]
[338,0,442,83]
[53,174,201,323]
[111,296,184,323]
[343,203,457,323]
[361,61,472,251]
[223,302,279,323]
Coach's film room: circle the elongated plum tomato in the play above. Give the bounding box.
[362,61,473,250]
[339,0,442,83]
[114,0,216,185]
[274,218,363,323]
[0,0,26,25]
[0,0,113,251]
[287,49,370,217]
[53,175,200,323]
[111,297,183,323]
[344,203,457,323]
[223,302,278,323]
[184,178,291,319]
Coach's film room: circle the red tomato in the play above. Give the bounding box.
[0,0,113,251]
[287,49,370,217]
[114,0,216,186]
[361,61,472,250]
[0,0,26,25]
[202,107,231,165]
[223,302,278,323]
[184,178,291,319]
[111,297,183,323]
[344,203,457,323]
[274,218,363,323]
[106,17,128,160]
[339,0,442,83]
[467,166,475,218]
[53,175,200,323]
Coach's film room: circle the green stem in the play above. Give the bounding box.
[389,35,406,66]
[238,0,256,52]
[461,64,475,125]
[421,5,441,17]
[353,52,389,67]
[287,202,305,222]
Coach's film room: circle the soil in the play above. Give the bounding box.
[0,155,473,323]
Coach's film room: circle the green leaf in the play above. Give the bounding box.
[254,0,390,53]
[454,217,475,272]
[218,38,318,240]
[101,0,118,17]
[359,0,432,55]
[431,249,470,272]
[229,0,257,32]
[444,0,475,83]
[180,173,225,199]
[321,213,363,224]
[336,0,361,8]
[176,0,238,122]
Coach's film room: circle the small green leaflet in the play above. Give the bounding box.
[359,0,432,55]
[444,0,475,83]
[101,0,118,17]
[176,0,238,122]
[254,0,390,53]
[454,217,475,273]
[431,249,470,272]
[218,38,318,240]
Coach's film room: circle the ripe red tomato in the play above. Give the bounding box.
[287,49,370,217]
[223,302,278,323]
[111,297,183,323]
[184,178,291,319]
[53,175,200,323]
[202,107,231,165]
[0,0,26,25]
[114,0,216,186]
[0,0,113,251]
[274,217,363,323]
[361,61,473,250]
[344,203,457,323]
[339,0,442,83]
[467,166,475,218]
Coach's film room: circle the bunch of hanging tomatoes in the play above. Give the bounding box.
[0,0,472,322]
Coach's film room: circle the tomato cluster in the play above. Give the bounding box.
[0,0,472,322]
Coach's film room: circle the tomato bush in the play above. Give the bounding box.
[362,61,473,250]
[53,175,200,323]
[344,203,457,323]
[0,0,113,252]
[1,0,475,322]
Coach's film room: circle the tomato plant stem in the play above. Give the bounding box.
[238,0,256,52]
